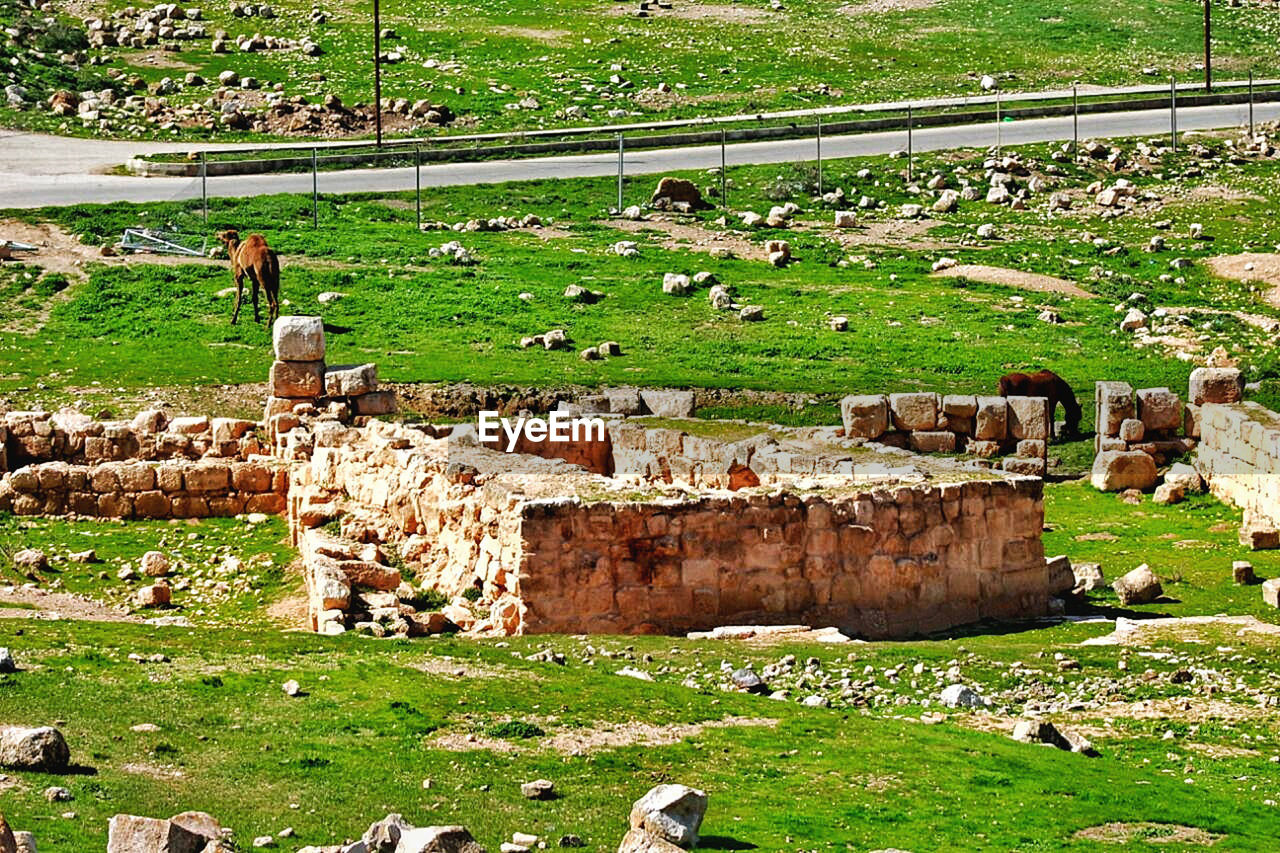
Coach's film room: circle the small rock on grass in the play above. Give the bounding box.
[521,779,555,800]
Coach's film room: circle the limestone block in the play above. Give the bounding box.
[974,396,1007,440]
[909,431,956,453]
[272,315,326,361]
[640,389,696,418]
[107,815,206,853]
[1001,456,1046,476]
[1264,577,1280,608]
[1118,418,1145,442]
[1090,450,1157,492]
[325,363,378,397]
[889,393,938,431]
[1112,564,1161,605]
[1095,381,1134,436]
[270,360,325,399]
[942,395,978,418]
[840,395,888,439]
[1007,396,1050,440]
[211,417,255,444]
[1136,387,1182,433]
[1183,403,1201,439]
[353,391,398,416]
[1188,367,1244,405]
[1016,439,1047,458]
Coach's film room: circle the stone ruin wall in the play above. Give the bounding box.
[1197,401,1280,547]
[0,408,288,518]
[839,392,1051,476]
[288,420,1049,638]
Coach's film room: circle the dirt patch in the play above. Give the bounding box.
[433,715,777,754]
[932,264,1095,299]
[1182,185,1266,205]
[829,218,961,251]
[125,49,201,71]
[1185,742,1260,759]
[838,0,937,14]
[1075,532,1120,542]
[488,25,571,43]
[1204,253,1280,309]
[1,218,220,278]
[603,217,765,261]
[404,656,524,680]
[611,3,771,23]
[120,761,187,780]
[1074,822,1222,846]
[1161,305,1280,334]
[1080,615,1280,647]
[0,587,139,623]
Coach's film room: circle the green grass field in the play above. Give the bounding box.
[5,0,1280,141]
[5,132,1280,851]
[3,480,1280,851]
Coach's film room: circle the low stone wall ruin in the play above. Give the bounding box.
[287,419,1049,638]
[1196,400,1280,548]
[839,392,1050,476]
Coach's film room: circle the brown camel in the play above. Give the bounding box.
[217,230,280,327]
[998,369,1082,439]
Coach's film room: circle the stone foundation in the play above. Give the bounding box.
[1197,401,1280,547]
[287,419,1049,638]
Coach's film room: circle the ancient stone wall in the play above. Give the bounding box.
[1,408,262,471]
[1196,401,1280,547]
[839,392,1049,476]
[288,421,1049,638]
[0,457,288,519]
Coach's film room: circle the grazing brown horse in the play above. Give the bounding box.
[217,230,280,328]
[998,369,1082,439]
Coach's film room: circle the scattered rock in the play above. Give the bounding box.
[628,784,708,848]
[0,726,70,773]
[521,779,555,800]
[1113,564,1162,606]
[939,684,986,709]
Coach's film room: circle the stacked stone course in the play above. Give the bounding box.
[839,392,1049,475]
[1196,400,1280,549]
[265,316,397,447]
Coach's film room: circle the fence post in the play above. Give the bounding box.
[1170,76,1178,153]
[1249,70,1255,136]
[720,128,727,211]
[616,133,624,213]
[1072,85,1078,159]
[200,151,207,226]
[312,148,318,229]
[907,104,913,183]
[995,90,1001,155]
[816,115,823,197]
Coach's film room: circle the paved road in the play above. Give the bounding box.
[1,100,1274,209]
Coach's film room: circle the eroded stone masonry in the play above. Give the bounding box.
[5,314,1177,641]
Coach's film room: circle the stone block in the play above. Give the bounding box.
[1113,563,1161,605]
[1233,560,1256,585]
[211,417,255,444]
[640,389,696,418]
[1016,439,1046,458]
[1090,450,1158,492]
[1188,367,1244,405]
[840,395,888,439]
[1183,403,1201,439]
[108,815,206,853]
[888,392,938,431]
[910,431,957,453]
[1001,455,1046,476]
[1007,396,1050,441]
[353,391,398,416]
[1095,381,1134,436]
[974,396,1007,440]
[965,439,1002,458]
[1264,577,1280,608]
[1046,554,1074,595]
[942,395,978,418]
[1136,387,1182,433]
[325,363,378,397]
[270,360,325,399]
[272,315,325,361]
[183,461,230,493]
[1118,418,1145,442]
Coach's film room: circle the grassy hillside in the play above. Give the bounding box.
[3,0,1280,140]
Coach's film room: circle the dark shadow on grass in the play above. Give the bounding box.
[63,763,98,776]
[323,322,353,335]
[698,836,757,850]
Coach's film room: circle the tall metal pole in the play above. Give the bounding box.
[373,0,382,146]
[1249,70,1255,136]
[816,115,823,197]
[616,133,623,213]
[907,104,913,183]
[414,143,421,230]
[720,128,727,211]
[1170,76,1178,153]
[1072,85,1078,158]
[312,148,318,228]
[200,151,207,226]
[1204,0,1211,93]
